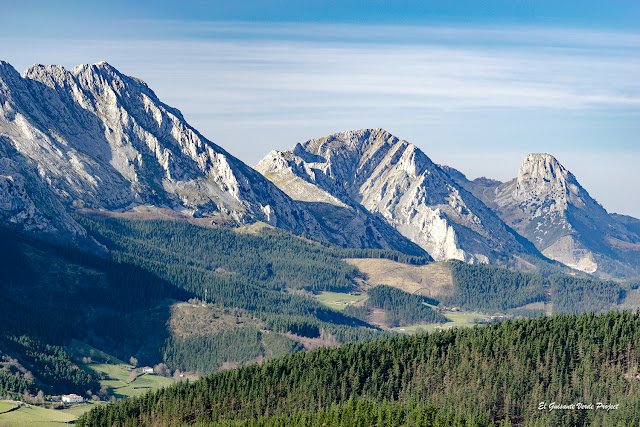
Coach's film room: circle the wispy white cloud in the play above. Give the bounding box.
[3,22,639,114]
[1,21,638,215]
[123,20,640,50]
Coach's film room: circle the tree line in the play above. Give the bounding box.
[0,334,100,398]
[343,285,448,327]
[444,261,624,315]
[77,310,640,426]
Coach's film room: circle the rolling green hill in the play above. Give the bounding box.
[1,215,634,416]
[0,220,394,399]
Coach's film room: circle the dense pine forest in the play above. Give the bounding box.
[2,215,632,406]
[207,399,493,426]
[444,261,625,315]
[0,334,99,398]
[344,285,448,326]
[78,311,640,427]
[163,326,305,374]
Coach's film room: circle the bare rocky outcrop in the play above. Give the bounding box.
[0,60,331,243]
[257,129,537,264]
[455,153,640,278]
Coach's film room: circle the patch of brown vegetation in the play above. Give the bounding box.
[618,288,640,311]
[345,259,454,298]
[511,256,539,273]
[606,236,640,251]
[168,303,259,338]
[365,308,387,329]
[78,207,235,228]
[283,332,340,351]
[514,301,546,310]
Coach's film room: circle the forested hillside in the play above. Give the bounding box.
[0,225,188,397]
[76,216,628,322]
[76,216,425,295]
[343,285,448,327]
[78,311,640,426]
[0,334,100,398]
[444,261,625,315]
[1,216,633,406]
[0,220,398,395]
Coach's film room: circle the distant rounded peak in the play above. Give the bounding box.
[523,152,561,164]
[0,60,20,78]
[303,128,399,155]
[473,176,502,187]
[70,61,119,77]
[519,153,567,177]
[265,149,283,157]
[259,149,290,163]
[255,150,292,171]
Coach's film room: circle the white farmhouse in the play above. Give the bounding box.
[62,394,84,404]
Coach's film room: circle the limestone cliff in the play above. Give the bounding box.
[0,61,327,242]
[457,153,640,278]
[257,129,536,264]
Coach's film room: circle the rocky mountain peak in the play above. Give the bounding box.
[481,152,640,277]
[0,62,23,92]
[0,60,339,245]
[514,153,584,208]
[258,129,537,265]
[0,60,18,76]
[302,128,396,156]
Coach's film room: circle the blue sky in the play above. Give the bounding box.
[1,1,639,216]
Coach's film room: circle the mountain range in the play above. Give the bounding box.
[1,60,638,279]
[256,129,538,266]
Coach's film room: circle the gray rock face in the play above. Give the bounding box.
[257,129,535,264]
[258,148,428,256]
[0,60,328,241]
[470,153,640,277]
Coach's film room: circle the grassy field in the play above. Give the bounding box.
[0,402,75,426]
[0,401,17,413]
[169,302,260,338]
[58,401,104,417]
[86,363,133,383]
[345,258,453,298]
[314,291,367,310]
[0,401,104,426]
[111,373,176,398]
[85,361,176,398]
[392,309,491,334]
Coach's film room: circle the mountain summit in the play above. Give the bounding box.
[0,61,332,242]
[257,129,539,264]
[463,153,640,277]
